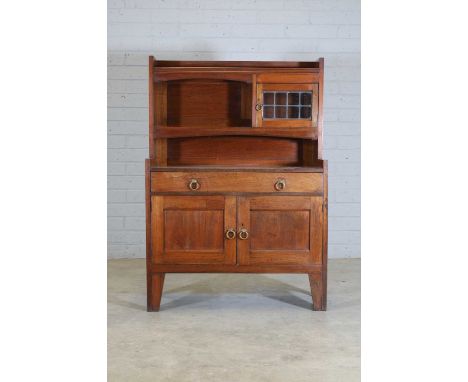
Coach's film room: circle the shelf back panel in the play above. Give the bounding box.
[164,80,252,127]
[166,136,302,167]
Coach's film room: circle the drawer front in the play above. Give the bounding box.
[151,171,323,194]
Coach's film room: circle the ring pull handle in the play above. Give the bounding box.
[188,179,200,191]
[274,178,286,191]
[225,228,236,240]
[255,103,262,111]
[238,228,249,240]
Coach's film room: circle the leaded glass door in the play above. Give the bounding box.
[255,83,318,128]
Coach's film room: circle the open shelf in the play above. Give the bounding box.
[155,126,317,139]
[156,79,252,128]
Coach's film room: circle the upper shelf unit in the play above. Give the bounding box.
[150,58,323,140]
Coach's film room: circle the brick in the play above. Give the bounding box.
[107,148,147,162]
[107,79,147,94]
[107,65,147,80]
[180,24,231,38]
[329,244,360,258]
[328,217,360,231]
[108,175,144,189]
[230,24,285,38]
[108,0,124,8]
[326,94,361,109]
[338,25,361,38]
[309,11,360,25]
[108,190,126,203]
[329,230,361,245]
[107,108,147,121]
[108,163,126,175]
[108,203,145,217]
[328,203,360,217]
[108,93,147,108]
[108,9,151,23]
[180,10,256,24]
[326,149,360,162]
[335,188,361,203]
[108,230,145,244]
[124,0,177,9]
[108,121,148,135]
[329,175,360,189]
[107,245,145,259]
[126,189,145,203]
[325,122,360,136]
[108,135,126,148]
[125,217,145,230]
[125,163,145,176]
[108,217,125,230]
[257,10,309,24]
[284,25,338,38]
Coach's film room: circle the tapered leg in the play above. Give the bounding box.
[148,273,165,312]
[309,272,325,311]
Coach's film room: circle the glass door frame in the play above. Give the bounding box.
[255,83,319,129]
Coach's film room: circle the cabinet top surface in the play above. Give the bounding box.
[152,58,322,70]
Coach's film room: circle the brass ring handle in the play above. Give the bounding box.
[255,104,262,111]
[188,179,200,191]
[238,228,249,240]
[225,228,236,240]
[274,179,286,191]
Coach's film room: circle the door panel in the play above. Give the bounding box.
[250,210,310,250]
[151,195,236,264]
[238,196,323,265]
[256,83,319,129]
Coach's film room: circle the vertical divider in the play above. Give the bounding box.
[252,74,258,127]
[237,197,250,265]
[224,196,237,265]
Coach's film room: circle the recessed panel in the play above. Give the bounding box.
[164,210,224,251]
[250,210,310,251]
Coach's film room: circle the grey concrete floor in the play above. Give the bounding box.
[108,259,360,382]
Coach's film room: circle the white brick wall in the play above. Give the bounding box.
[107,0,360,259]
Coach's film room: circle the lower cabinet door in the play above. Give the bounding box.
[237,196,323,265]
[151,195,237,264]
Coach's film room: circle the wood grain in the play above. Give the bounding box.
[309,272,324,311]
[167,136,301,167]
[256,73,320,83]
[148,273,165,312]
[237,196,322,266]
[151,195,236,265]
[154,126,317,139]
[151,171,323,193]
[166,80,251,127]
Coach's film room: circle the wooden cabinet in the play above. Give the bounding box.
[146,58,328,311]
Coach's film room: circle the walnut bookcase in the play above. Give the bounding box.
[146,57,328,311]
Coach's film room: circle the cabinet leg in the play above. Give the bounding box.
[309,273,325,311]
[148,273,165,312]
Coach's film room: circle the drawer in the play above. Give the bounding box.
[151,171,323,194]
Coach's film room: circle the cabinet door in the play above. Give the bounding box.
[255,84,319,128]
[151,195,236,264]
[237,196,323,265]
